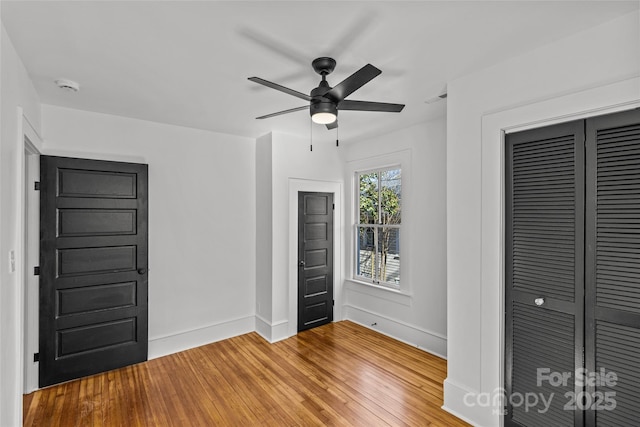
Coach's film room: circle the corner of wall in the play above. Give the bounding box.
[254,315,290,343]
[255,315,272,341]
[443,379,497,427]
[255,131,274,324]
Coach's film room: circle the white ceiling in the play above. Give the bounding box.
[3,1,638,143]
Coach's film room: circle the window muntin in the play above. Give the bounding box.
[356,167,401,287]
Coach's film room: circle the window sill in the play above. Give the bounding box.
[345,279,412,306]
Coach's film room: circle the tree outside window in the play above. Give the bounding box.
[356,167,401,286]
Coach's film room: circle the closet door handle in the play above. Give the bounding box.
[534,298,545,306]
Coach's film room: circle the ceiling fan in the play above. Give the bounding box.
[248,57,405,130]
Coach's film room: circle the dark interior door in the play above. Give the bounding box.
[39,156,148,387]
[505,121,585,427]
[585,109,640,426]
[298,192,334,332]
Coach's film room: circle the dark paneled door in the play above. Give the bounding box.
[298,192,334,332]
[39,156,148,387]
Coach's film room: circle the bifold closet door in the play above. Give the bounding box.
[505,121,585,427]
[585,109,640,426]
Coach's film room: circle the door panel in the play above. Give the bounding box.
[585,109,640,426]
[58,209,137,236]
[39,156,148,387]
[593,321,640,426]
[511,303,575,427]
[57,281,137,315]
[58,168,137,198]
[298,192,334,332]
[57,245,137,276]
[57,318,137,357]
[505,121,584,427]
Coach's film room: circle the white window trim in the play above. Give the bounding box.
[355,166,402,288]
[346,149,412,295]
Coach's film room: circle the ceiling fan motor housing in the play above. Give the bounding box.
[310,99,337,119]
[310,81,337,119]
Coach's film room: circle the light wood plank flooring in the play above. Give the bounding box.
[24,321,469,426]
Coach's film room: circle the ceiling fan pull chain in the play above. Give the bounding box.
[309,116,312,151]
[336,126,339,147]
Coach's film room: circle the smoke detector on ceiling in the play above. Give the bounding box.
[55,79,80,92]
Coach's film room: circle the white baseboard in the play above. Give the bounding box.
[270,320,290,343]
[344,304,447,359]
[255,314,272,341]
[148,315,255,359]
[443,378,498,427]
[255,315,290,343]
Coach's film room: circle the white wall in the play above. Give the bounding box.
[341,119,448,357]
[256,130,344,341]
[0,24,42,427]
[40,105,257,359]
[445,11,640,426]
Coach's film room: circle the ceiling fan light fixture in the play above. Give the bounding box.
[310,99,337,124]
[312,112,337,124]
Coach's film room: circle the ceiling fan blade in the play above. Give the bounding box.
[256,105,309,120]
[338,100,405,112]
[323,64,381,103]
[326,120,338,130]
[248,77,311,102]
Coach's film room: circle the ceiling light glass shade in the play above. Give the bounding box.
[312,112,337,124]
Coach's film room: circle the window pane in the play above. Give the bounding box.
[357,226,375,279]
[359,172,378,224]
[380,168,401,225]
[377,227,400,284]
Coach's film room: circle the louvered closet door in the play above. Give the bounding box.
[585,109,640,427]
[505,121,585,427]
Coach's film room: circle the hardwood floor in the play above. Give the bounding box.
[23,321,469,426]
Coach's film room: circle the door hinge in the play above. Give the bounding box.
[33,353,39,362]
[34,181,40,191]
[332,203,335,210]
[34,266,40,276]
[333,300,335,306]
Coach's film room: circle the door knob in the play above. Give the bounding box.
[299,260,305,267]
[138,268,147,275]
[534,297,545,306]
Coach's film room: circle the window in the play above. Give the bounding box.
[355,167,401,287]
